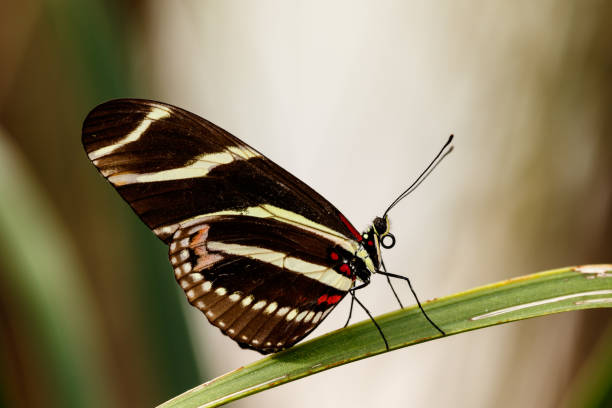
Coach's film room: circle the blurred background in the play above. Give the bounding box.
[1,1,611,407]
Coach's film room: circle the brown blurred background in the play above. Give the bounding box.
[1,1,610,407]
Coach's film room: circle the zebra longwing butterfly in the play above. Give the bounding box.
[82,99,450,354]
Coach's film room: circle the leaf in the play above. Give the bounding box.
[159,265,612,408]
[0,128,116,407]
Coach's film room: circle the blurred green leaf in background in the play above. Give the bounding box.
[0,1,201,407]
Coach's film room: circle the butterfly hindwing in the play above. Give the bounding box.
[170,216,351,353]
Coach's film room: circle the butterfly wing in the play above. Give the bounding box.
[82,99,361,244]
[82,99,360,353]
[170,216,353,353]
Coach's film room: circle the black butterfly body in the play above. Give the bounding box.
[82,99,394,354]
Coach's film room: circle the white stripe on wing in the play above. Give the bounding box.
[206,241,353,291]
[88,106,170,160]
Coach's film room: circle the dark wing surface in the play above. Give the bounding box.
[82,99,359,353]
[82,99,361,244]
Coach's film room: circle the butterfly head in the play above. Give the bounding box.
[361,215,394,271]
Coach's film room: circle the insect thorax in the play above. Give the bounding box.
[358,215,392,278]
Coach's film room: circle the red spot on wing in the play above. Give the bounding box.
[317,294,328,304]
[330,251,339,261]
[327,295,342,305]
[339,264,350,276]
[367,240,373,246]
[339,213,362,242]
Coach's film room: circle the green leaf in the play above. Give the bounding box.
[0,128,116,407]
[159,265,612,408]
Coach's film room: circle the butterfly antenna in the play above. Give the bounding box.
[383,134,454,217]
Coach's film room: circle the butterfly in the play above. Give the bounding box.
[82,99,450,354]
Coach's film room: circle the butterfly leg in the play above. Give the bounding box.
[351,294,389,351]
[381,259,404,309]
[343,281,370,328]
[343,294,355,328]
[376,270,445,336]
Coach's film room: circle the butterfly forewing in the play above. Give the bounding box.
[82,99,358,243]
[82,99,361,353]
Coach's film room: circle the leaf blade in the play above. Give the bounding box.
[159,265,612,408]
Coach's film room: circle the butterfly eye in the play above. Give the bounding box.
[373,216,388,235]
[381,233,395,249]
